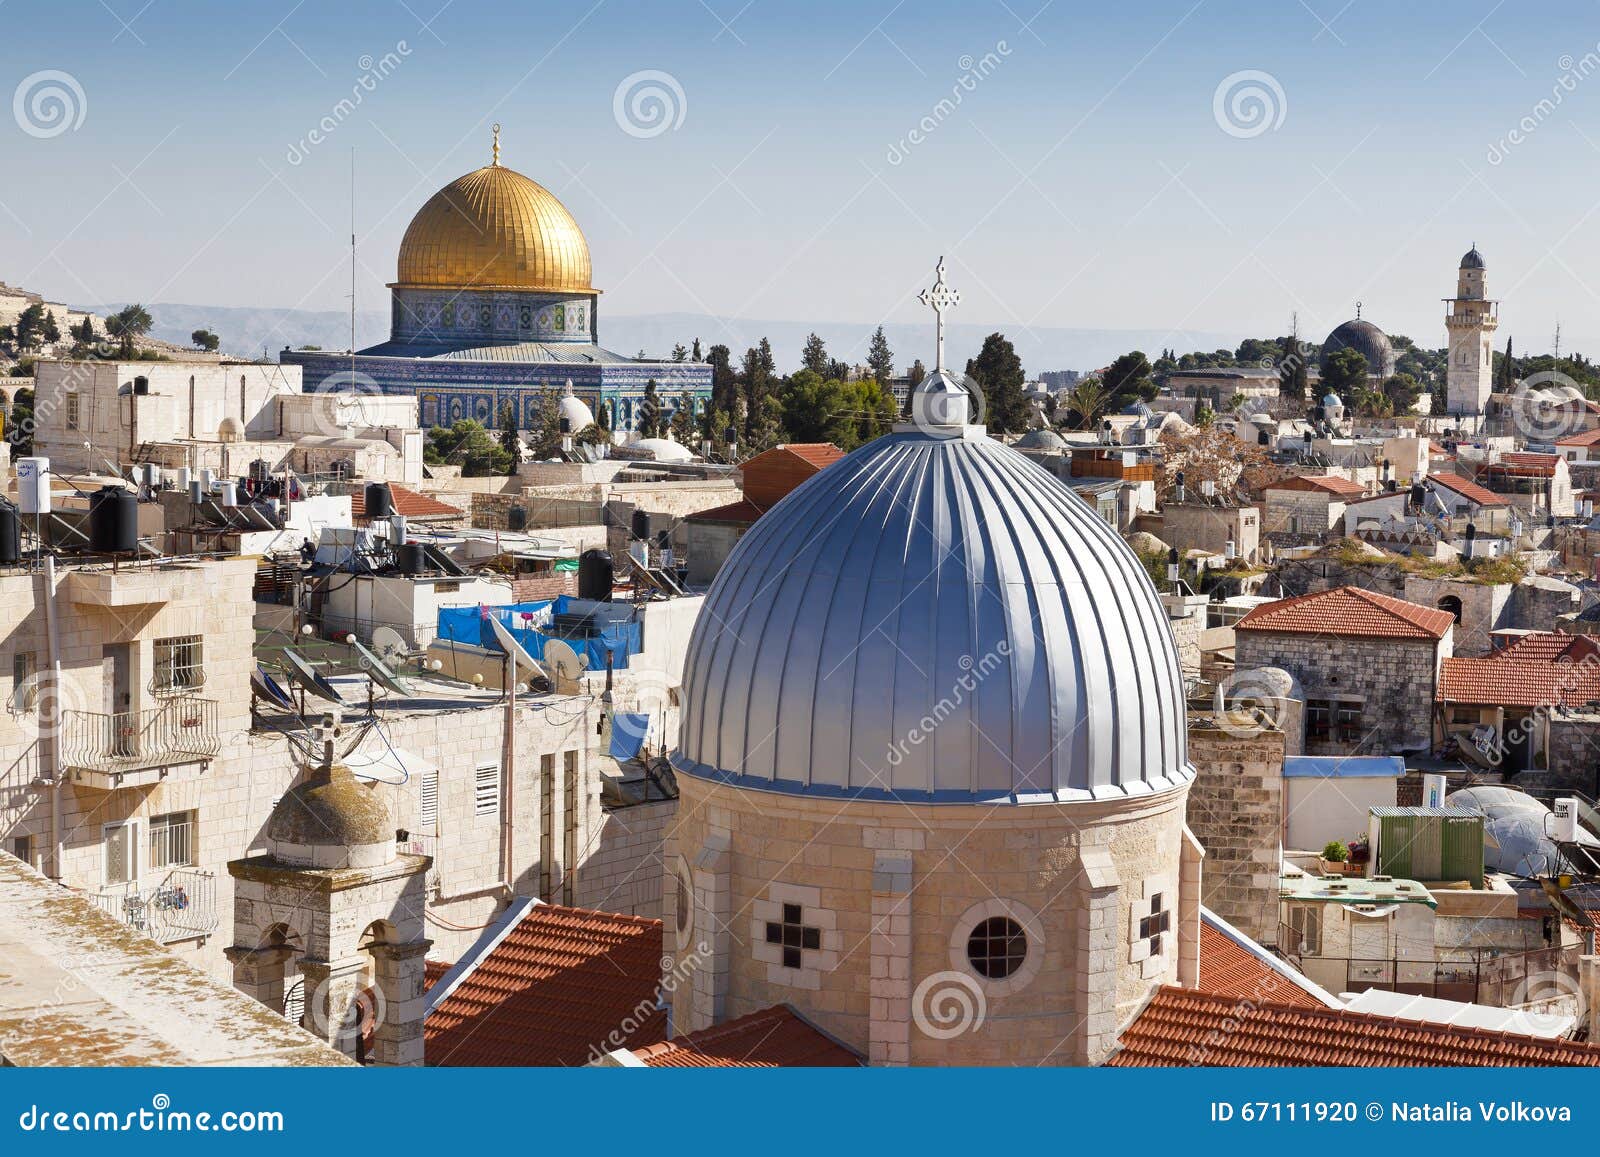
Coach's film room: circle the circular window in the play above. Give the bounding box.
[966,916,1027,979]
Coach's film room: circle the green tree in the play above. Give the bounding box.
[1320,347,1369,403]
[1101,350,1157,409]
[849,377,898,447]
[691,338,703,361]
[801,332,829,376]
[965,332,1029,433]
[13,304,44,351]
[740,339,776,443]
[424,420,511,476]
[867,325,893,384]
[670,392,697,445]
[105,304,153,358]
[1382,373,1423,415]
[1495,335,1515,392]
[779,369,856,446]
[526,390,563,459]
[671,343,687,362]
[1060,376,1112,430]
[907,359,926,388]
[41,310,60,345]
[191,328,220,352]
[498,400,522,472]
[706,343,737,435]
[639,379,662,437]
[1279,334,1309,405]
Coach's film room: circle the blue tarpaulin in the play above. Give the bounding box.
[609,713,652,761]
[436,597,641,672]
[1282,756,1405,779]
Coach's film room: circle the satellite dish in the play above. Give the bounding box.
[543,638,588,684]
[350,637,413,697]
[372,626,409,664]
[250,664,295,710]
[280,648,345,704]
[487,613,540,672]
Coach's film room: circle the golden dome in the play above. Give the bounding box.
[394,155,595,294]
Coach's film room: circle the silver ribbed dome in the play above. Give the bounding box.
[673,428,1192,804]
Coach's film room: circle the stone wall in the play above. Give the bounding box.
[1186,725,1284,948]
[1543,715,1600,796]
[1234,630,1446,755]
[573,798,674,919]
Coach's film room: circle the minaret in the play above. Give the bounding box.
[1444,245,1499,416]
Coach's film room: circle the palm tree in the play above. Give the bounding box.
[105,304,153,358]
[1061,377,1112,430]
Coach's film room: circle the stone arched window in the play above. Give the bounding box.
[1438,594,1463,624]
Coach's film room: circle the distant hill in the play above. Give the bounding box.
[88,301,1243,376]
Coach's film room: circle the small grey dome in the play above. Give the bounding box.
[1460,247,1485,270]
[674,427,1192,804]
[1014,428,1067,451]
[266,753,394,869]
[1320,319,1395,380]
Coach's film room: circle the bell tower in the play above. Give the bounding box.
[1444,246,1498,417]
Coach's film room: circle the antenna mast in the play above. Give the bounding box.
[350,148,357,380]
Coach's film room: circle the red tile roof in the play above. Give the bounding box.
[423,959,450,991]
[760,443,847,471]
[684,498,767,524]
[1491,632,1600,664]
[1109,987,1600,1067]
[629,1006,862,1068]
[1426,471,1511,507]
[425,903,666,1067]
[1265,474,1366,498]
[1494,452,1561,475]
[1556,429,1600,448]
[351,484,463,521]
[1197,924,1328,1010]
[1439,653,1600,709]
[1235,587,1455,640]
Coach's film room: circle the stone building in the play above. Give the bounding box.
[1262,474,1366,537]
[1156,501,1260,565]
[1234,587,1454,756]
[666,284,1202,1066]
[1185,720,1285,949]
[1444,246,1499,417]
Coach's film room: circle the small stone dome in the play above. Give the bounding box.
[1460,246,1485,270]
[266,728,394,869]
[1014,428,1067,451]
[631,436,694,462]
[558,381,594,431]
[218,416,245,443]
[1320,318,1394,380]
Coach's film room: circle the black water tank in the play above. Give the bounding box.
[631,509,651,541]
[507,506,528,531]
[132,376,149,396]
[579,549,614,601]
[89,486,139,553]
[395,542,425,575]
[0,500,19,565]
[364,482,393,519]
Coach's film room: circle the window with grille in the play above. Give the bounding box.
[149,811,194,869]
[562,750,578,905]
[152,635,205,693]
[65,392,80,430]
[419,770,439,829]
[1306,700,1333,742]
[103,821,137,886]
[1138,893,1172,957]
[966,916,1028,979]
[473,764,500,817]
[10,651,35,712]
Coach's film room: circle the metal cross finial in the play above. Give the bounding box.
[492,123,501,166]
[918,256,960,372]
[1355,300,1362,320]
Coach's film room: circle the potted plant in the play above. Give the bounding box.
[1319,840,1353,876]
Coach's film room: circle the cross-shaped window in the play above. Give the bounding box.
[1138,893,1171,957]
[765,903,821,969]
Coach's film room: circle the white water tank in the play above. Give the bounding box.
[1553,798,1580,843]
[219,480,238,508]
[1422,773,1447,809]
[16,457,49,515]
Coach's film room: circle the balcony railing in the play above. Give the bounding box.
[91,867,218,943]
[61,698,221,777]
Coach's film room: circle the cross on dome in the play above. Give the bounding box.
[918,256,960,372]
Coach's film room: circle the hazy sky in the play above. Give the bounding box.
[7,0,1600,357]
